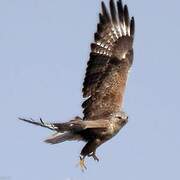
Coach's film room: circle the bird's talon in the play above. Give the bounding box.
[93,155,99,162]
[91,154,99,162]
[88,153,99,162]
[79,156,87,172]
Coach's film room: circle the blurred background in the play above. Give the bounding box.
[0,0,180,179]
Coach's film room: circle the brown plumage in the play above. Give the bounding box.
[19,0,135,170]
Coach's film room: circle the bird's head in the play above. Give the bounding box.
[113,111,128,127]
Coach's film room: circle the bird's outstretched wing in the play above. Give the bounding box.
[82,0,135,120]
[19,117,110,144]
[19,117,109,132]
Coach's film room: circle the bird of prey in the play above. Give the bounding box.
[19,0,135,170]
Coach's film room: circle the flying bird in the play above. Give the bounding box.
[19,0,135,170]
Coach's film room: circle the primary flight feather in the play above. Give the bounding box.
[19,0,135,170]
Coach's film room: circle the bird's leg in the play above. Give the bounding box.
[79,155,87,172]
[92,153,99,162]
[88,152,99,162]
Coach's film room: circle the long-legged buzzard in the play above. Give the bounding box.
[19,0,135,170]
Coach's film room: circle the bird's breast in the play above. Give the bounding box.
[105,120,122,139]
[90,120,122,141]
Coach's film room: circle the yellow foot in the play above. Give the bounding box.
[76,156,87,172]
[80,156,87,172]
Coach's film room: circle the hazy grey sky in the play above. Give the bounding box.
[0,0,180,180]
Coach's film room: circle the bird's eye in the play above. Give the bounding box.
[118,116,123,119]
[118,115,128,120]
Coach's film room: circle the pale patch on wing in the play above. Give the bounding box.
[41,121,58,130]
[122,53,126,59]
[93,20,131,57]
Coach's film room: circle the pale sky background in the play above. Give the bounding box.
[0,0,180,180]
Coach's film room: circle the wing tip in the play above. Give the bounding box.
[130,16,135,37]
[101,1,111,23]
[100,0,135,37]
[110,0,118,24]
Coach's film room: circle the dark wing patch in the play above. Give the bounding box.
[82,0,135,120]
[83,56,131,120]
